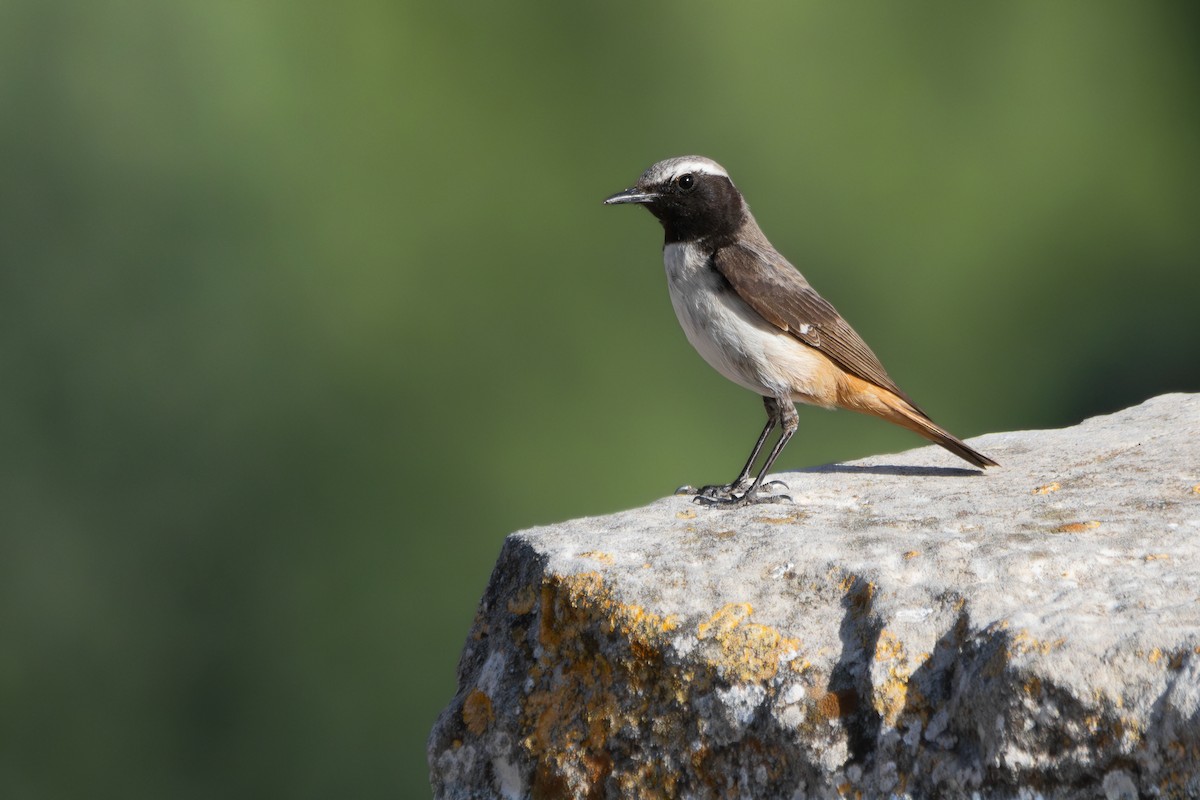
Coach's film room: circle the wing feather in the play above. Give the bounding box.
[712,241,924,412]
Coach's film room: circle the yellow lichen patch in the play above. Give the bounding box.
[1148,648,1163,665]
[676,508,697,520]
[697,602,753,638]
[753,511,806,524]
[507,584,537,616]
[874,630,905,662]
[789,656,813,674]
[902,550,920,560]
[525,653,614,750]
[874,666,912,726]
[696,603,800,682]
[1144,553,1171,562]
[829,569,876,615]
[616,761,678,798]
[1032,481,1061,495]
[519,571,816,796]
[1192,484,1200,495]
[518,569,712,797]
[1009,630,1067,656]
[1052,520,1100,533]
[462,688,494,736]
[870,630,916,725]
[578,550,614,565]
[618,604,680,661]
[538,571,678,655]
[523,607,621,788]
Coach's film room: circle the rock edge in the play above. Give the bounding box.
[430,394,1200,799]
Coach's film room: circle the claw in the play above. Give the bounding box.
[693,482,740,501]
[680,474,789,507]
[691,484,792,507]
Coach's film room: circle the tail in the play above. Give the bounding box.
[838,376,999,469]
[888,406,999,468]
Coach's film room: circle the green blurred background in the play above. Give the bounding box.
[2,1,1198,797]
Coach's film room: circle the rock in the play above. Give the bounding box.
[428,394,1200,799]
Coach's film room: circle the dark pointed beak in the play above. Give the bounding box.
[603,187,657,205]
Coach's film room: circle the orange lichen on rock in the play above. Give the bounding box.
[871,629,917,725]
[520,571,688,798]
[1009,630,1067,657]
[874,630,905,662]
[507,584,538,616]
[696,603,800,683]
[697,602,753,639]
[537,571,679,655]
[517,572,808,798]
[753,511,806,524]
[1053,521,1101,533]
[816,689,856,720]
[462,688,494,736]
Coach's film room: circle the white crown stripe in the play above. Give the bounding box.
[641,156,730,185]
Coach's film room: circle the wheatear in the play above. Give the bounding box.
[605,156,996,505]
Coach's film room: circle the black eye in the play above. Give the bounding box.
[676,173,695,191]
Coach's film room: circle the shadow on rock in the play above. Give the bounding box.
[826,575,883,765]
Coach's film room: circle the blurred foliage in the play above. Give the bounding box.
[1,1,1197,797]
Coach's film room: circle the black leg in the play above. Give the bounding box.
[689,397,797,506]
[733,399,798,504]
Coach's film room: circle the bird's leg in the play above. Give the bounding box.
[687,397,788,504]
[736,399,798,504]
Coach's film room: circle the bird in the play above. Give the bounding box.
[604,155,997,505]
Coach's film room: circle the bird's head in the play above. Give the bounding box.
[604,156,747,244]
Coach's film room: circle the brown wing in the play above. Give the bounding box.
[713,240,925,412]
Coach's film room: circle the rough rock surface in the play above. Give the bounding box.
[429,394,1200,799]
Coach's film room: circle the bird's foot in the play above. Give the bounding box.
[676,475,753,502]
[678,479,791,506]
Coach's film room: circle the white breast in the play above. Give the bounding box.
[662,242,836,406]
